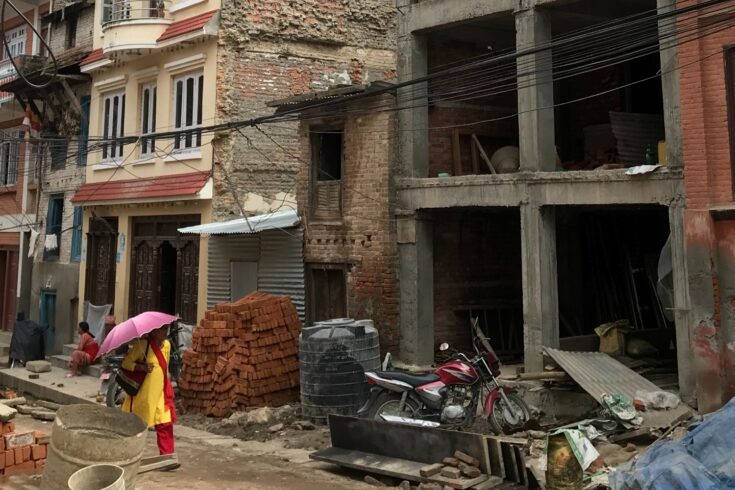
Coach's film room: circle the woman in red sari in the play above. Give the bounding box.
[67,322,99,377]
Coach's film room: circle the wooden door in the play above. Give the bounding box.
[130,240,159,317]
[85,218,117,307]
[177,240,199,324]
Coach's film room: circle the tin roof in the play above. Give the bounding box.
[178,209,300,235]
[71,171,210,205]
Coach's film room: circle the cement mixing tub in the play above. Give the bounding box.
[68,464,124,490]
[41,405,148,490]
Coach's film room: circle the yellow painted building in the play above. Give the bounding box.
[73,0,221,325]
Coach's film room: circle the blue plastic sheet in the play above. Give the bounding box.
[610,397,735,489]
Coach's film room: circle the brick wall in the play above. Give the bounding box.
[213,0,397,220]
[296,95,400,352]
[679,6,735,209]
[47,5,95,55]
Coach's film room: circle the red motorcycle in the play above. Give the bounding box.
[358,319,531,434]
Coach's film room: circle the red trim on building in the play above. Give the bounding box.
[157,9,218,42]
[80,48,105,66]
[71,171,210,204]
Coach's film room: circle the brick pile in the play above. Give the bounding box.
[179,292,302,417]
[0,424,49,476]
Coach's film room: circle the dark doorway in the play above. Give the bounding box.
[159,242,177,315]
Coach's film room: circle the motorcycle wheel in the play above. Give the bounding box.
[365,392,419,422]
[106,374,126,408]
[487,393,531,435]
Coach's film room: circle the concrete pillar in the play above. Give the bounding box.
[657,0,683,168]
[397,0,429,177]
[398,212,434,368]
[521,203,558,372]
[668,203,695,405]
[683,209,721,412]
[515,6,555,172]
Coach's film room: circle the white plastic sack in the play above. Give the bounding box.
[635,390,681,410]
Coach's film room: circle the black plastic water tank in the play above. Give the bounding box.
[299,319,380,424]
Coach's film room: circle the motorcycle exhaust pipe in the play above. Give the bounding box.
[379,414,440,428]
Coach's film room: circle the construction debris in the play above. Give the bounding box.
[0,426,49,475]
[179,292,302,417]
[24,361,51,373]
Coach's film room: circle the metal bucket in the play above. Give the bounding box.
[41,405,148,490]
[67,464,125,490]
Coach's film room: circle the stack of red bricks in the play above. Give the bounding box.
[179,291,302,417]
[0,423,49,475]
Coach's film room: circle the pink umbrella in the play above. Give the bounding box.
[95,311,178,360]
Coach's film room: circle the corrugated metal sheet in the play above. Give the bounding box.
[258,228,305,322]
[207,235,260,308]
[544,347,692,428]
[179,209,299,236]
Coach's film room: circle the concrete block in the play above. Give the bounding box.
[0,397,27,407]
[441,466,461,479]
[30,410,56,421]
[36,400,61,411]
[25,361,51,373]
[454,450,480,468]
[16,405,34,415]
[5,432,34,449]
[0,403,16,422]
[420,463,444,477]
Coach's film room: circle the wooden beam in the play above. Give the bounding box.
[471,135,479,175]
[60,79,86,122]
[472,134,496,174]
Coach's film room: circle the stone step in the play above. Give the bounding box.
[0,330,11,345]
[0,366,101,406]
[62,344,76,356]
[48,354,104,378]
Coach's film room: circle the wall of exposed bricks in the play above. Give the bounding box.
[0,423,49,476]
[212,0,397,220]
[678,1,735,412]
[295,95,400,353]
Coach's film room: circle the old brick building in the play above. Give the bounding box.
[212,0,397,221]
[271,87,400,351]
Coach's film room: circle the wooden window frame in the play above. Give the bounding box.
[309,126,344,221]
[172,71,203,152]
[140,83,157,157]
[101,90,126,163]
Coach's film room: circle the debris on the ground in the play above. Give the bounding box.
[24,361,51,374]
[28,374,39,380]
[245,407,273,424]
[30,409,55,421]
[268,423,284,433]
[0,403,17,422]
[610,396,735,489]
[363,474,386,486]
[634,390,680,410]
[0,397,26,408]
[15,405,33,415]
[292,420,315,431]
[179,292,301,417]
[35,400,60,412]
[3,389,17,399]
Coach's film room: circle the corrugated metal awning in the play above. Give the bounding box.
[178,209,299,236]
[544,347,693,428]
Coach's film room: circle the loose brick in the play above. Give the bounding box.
[453,451,480,468]
[31,444,46,460]
[419,463,443,477]
[441,466,462,479]
[5,449,14,467]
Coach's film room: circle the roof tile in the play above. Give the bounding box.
[157,9,218,42]
[80,48,105,66]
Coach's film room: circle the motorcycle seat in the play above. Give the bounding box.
[373,370,440,387]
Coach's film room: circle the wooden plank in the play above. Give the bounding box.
[472,134,497,174]
[328,415,490,474]
[471,135,480,174]
[431,474,489,490]
[452,129,463,176]
[512,446,527,486]
[311,448,426,481]
[138,454,179,474]
[485,437,505,479]
[470,476,505,489]
[517,371,568,381]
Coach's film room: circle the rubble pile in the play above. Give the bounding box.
[179,292,302,417]
[0,423,50,475]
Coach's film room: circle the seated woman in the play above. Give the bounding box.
[67,322,99,377]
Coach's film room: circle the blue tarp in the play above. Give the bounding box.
[610,397,735,489]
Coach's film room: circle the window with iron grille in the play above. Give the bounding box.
[173,71,203,151]
[140,83,157,157]
[102,90,125,162]
[0,142,18,186]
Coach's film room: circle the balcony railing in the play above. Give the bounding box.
[102,0,169,25]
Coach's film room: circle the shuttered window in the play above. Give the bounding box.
[311,129,343,220]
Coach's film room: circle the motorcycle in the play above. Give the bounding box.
[101,322,183,408]
[358,318,531,434]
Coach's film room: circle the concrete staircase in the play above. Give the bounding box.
[48,344,104,378]
[0,330,10,365]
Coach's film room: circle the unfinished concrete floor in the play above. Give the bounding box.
[0,412,374,490]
